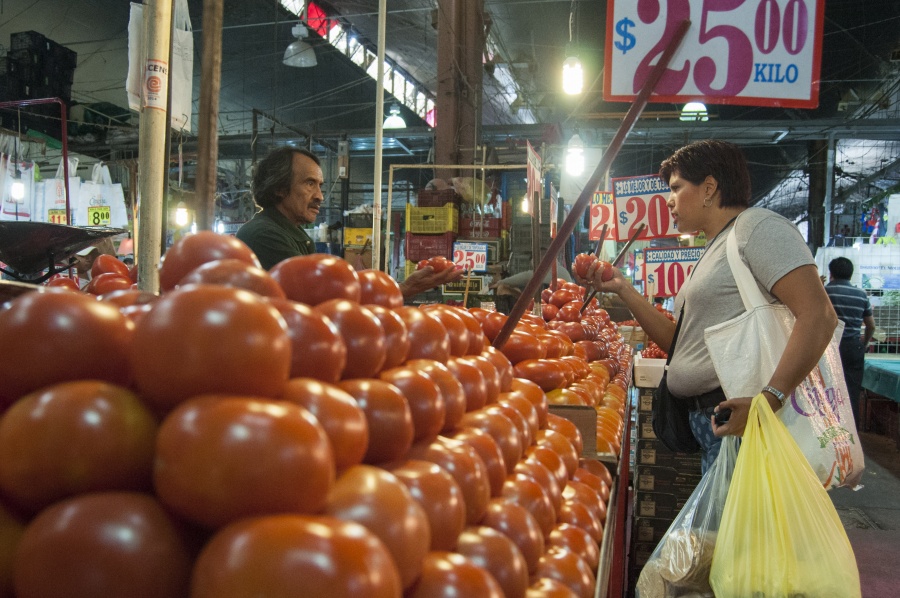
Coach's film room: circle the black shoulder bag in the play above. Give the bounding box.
[651,308,701,453]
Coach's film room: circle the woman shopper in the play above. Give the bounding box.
[579,140,838,471]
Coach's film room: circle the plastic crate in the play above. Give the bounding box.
[346,213,374,228]
[344,227,373,246]
[417,188,462,208]
[459,216,502,239]
[406,204,458,234]
[10,31,47,52]
[405,231,457,262]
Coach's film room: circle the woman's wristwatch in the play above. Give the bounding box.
[762,385,787,407]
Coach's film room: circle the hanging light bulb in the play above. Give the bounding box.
[565,133,585,176]
[283,23,317,68]
[521,192,531,214]
[10,175,25,202]
[679,102,709,121]
[562,55,583,95]
[174,202,190,228]
[383,103,406,129]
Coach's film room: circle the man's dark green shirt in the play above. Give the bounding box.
[236,208,315,270]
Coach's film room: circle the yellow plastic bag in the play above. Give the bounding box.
[709,394,861,598]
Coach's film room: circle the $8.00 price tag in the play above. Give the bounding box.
[87,206,111,227]
[611,175,677,242]
[604,0,825,108]
[452,242,488,273]
[589,192,617,241]
[643,247,703,297]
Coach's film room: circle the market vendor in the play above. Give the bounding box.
[237,146,460,298]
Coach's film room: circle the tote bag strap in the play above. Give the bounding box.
[725,223,768,311]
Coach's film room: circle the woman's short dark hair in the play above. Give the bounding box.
[829,256,854,280]
[251,146,321,209]
[659,140,751,208]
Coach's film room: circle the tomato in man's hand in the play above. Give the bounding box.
[416,256,455,273]
[573,253,597,279]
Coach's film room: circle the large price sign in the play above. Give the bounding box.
[453,241,488,273]
[643,247,703,297]
[589,192,617,241]
[604,0,825,108]
[611,175,677,241]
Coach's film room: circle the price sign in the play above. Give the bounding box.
[453,241,488,273]
[87,205,111,227]
[642,247,704,297]
[47,209,67,225]
[444,276,486,295]
[589,192,617,241]
[611,175,677,241]
[604,0,825,109]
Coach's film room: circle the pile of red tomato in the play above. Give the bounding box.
[640,341,668,360]
[0,231,633,598]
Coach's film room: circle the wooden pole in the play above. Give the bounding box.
[492,20,691,350]
[136,0,174,293]
[194,0,223,231]
[371,0,387,270]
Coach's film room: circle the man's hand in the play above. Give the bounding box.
[399,266,464,298]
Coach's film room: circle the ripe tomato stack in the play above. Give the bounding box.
[0,231,622,598]
[641,341,668,359]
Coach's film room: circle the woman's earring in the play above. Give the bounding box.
[703,195,712,208]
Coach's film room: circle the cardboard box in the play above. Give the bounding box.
[635,491,689,519]
[632,541,658,569]
[633,354,666,388]
[637,388,655,413]
[636,411,656,440]
[635,439,703,471]
[634,464,702,495]
[633,516,675,544]
[344,246,372,270]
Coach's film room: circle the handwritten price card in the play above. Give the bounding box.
[604,0,825,108]
[611,175,677,241]
[643,247,703,297]
[589,192,617,241]
[453,241,488,273]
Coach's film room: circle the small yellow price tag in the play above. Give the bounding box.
[47,209,67,225]
[87,206,111,227]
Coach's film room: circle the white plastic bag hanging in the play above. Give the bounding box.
[73,163,128,228]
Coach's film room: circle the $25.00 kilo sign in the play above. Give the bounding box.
[604,0,825,109]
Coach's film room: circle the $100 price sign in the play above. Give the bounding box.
[643,247,704,297]
[611,175,677,242]
[604,0,825,108]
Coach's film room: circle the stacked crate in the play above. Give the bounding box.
[404,189,461,275]
[0,31,77,139]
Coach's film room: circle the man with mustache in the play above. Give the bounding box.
[238,146,461,297]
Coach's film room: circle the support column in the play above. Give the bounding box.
[807,139,828,252]
[194,0,223,231]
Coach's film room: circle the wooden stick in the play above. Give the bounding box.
[581,223,646,313]
[492,19,691,350]
[463,269,473,307]
[584,223,609,300]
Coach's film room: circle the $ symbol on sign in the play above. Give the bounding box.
[614,17,636,54]
[619,211,628,226]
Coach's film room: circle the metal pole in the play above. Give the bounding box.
[194,0,224,231]
[823,133,836,244]
[136,0,174,293]
[371,0,387,270]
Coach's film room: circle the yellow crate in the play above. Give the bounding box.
[406,204,459,234]
[404,260,418,279]
[344,227,373,246]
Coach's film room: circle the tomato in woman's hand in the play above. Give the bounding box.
[573,253,597,279]
[596,260,615,282]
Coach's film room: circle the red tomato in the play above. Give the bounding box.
[455,307,486,355]
[267,297,347,383]
[546,412,585,456]
[509,378,549,428]
[337,379,414,464]
[364,305,410,370]
[534,546,596,598]
[0,289,134,407]
[129,285,291,412]
[448,427,507,497]
[596,260,615,282]
[446,357,488,412]
[158,231,260,292]
[578,457,613,490]
[420,305,470,357]
[406,551,504,598]
[395,307,451,363]
[45,276,79,291]
[525,444,569,490]
[379,367,445,443]
[549,289,580,309]
[97,288,158,308]
[315,299,386,379]
[514,458,563,513]
[491,401,533,449]
[178,258,286,299]
[502,474,556,537]
[480,311,509,342]
[479,498,545,575]
[536,429,579,479]
[281,378,368,473]
[0,381,157,514]
[555,321,588,343]
[528,577,581,597]
[462,355,501,404]
[356,269,404,308]
[270,255,361,306]
[455,526,530,598]
[408,436,491,525]
[483,346,514,391]
[573,253,597,279]
[190,515,402,598]
[405,359,467,432]
[541,302,559,321]
[154,395,335,528]
[563,480,607,526]
[86,271,133,296]
[385,460,466,552]
[13,492,192,598]
[499,390,541,443]
[549,523,600,570]
[90,254,130,279]
[513,359,567,392]
[460,409,521,476]
[500,330,546,364]
[426,256,454,273]
[556,500,603,543]
[324,465,431,589]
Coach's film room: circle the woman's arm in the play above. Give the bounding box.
[712,264,839,436]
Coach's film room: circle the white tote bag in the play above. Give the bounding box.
[126,0,194,132]
[704,226,864,489]
[74,163,129,229]
[38,157,81,224]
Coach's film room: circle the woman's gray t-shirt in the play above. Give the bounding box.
[666,207,815,398]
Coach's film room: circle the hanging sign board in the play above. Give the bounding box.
[604,0,825,109]
[612,175,677,241]
[526,141,542,219]
[452,241,488,273]
[643,247,704,297]
[590,191,617,241]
